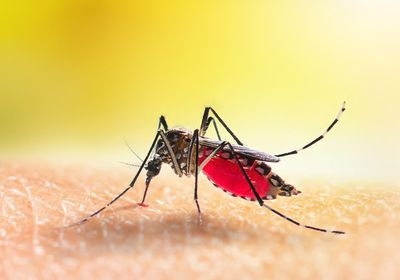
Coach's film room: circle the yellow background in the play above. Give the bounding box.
[1,1,399,182]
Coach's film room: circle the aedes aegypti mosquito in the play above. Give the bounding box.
[76,102,346,234]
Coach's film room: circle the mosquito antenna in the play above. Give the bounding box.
[124,139,144,162]
[262,204,345,234]
[275,101,346,157]
[118,161,143,168]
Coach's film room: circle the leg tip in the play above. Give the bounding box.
[332,230,346,235]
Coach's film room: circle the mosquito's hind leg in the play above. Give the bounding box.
[138,129,183,207]
[274,102,346,158]
[223,142,345,235]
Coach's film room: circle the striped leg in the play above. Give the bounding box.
[223,142,345,235]
[70,131,161,226]
[275,102,346,157]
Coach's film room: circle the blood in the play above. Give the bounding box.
[199,149,271,199]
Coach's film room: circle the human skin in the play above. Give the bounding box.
[1,159,400,280]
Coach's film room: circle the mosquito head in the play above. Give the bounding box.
[145,154,162,179]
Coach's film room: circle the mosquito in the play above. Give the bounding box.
[75,102,346,234]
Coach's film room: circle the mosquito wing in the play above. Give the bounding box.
[199,137,280,163]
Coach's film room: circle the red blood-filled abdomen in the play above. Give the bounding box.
[198,149,272,200]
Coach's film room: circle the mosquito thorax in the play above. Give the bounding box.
[153,128,196,176]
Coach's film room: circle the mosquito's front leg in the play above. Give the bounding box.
[138,128,183,207]
[136,116,168,207]
[137,115,176,207]
[192,129,201,215]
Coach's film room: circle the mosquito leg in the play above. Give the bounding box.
[121,116,169,206]
[70,131,161,226]
[137,129,182,207]
[157,115,169,131]
[275,102,346,157]
[147,115,169,159]
[199,107,243,145]
[186,128,197,175]
[203,117,222,140]
[191,135,228,176]
[224,142,345,235]
[224,142,264,205]
[191,129,229,215]
[192,138,231,223]
[199,107,210,136]
[198,141,229,171]
[192,129,201,215]
[159,130,183,177]
[186,121,222,173]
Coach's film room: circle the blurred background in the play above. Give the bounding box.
[0,0,399,183]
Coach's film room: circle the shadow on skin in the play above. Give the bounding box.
[45,204,289,258]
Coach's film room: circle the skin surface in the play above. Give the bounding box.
[1,159,400,280]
